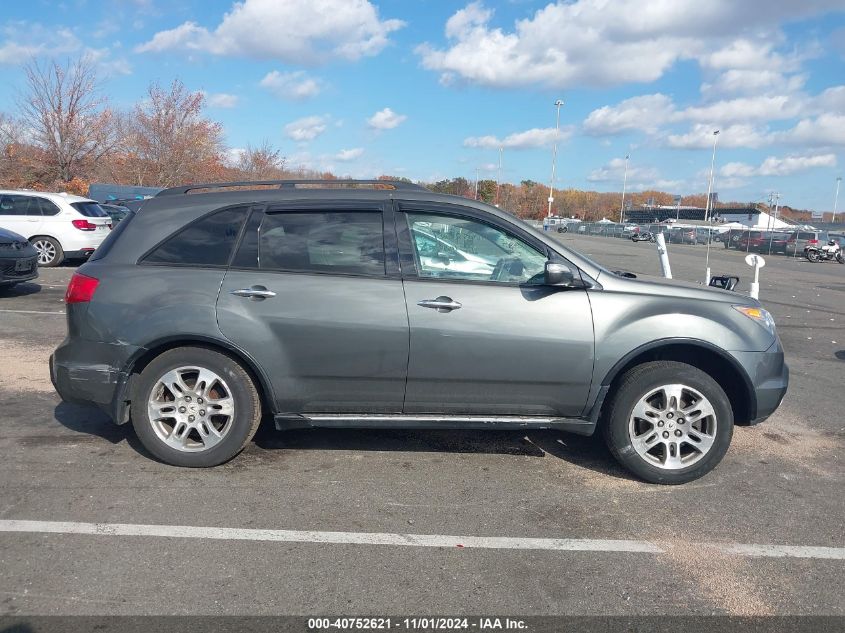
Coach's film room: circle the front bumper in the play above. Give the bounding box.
[731,338,789,425]
[0,254,38,285]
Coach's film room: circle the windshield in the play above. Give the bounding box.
[71,201,109,217]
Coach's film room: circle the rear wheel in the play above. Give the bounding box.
[557,226,567,233]
[603,361,733,484]
[805,249,819,263]
[131,347,261,467]
[837,252,844,264]
[31,236,63,267]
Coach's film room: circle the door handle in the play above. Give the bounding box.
[417,296,462,312]
[230,286,276,300]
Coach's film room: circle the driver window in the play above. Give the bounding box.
[405,212,547,283]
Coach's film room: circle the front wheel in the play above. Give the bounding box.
[557,226,567,233]
[805,250,819,263]
[131,346,262,467]
[602,361,733,484]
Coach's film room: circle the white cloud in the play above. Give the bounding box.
[367,107,406,130]
[584,94,676,135]
[464,126,573,150]
[720,153,836,179]
[701,69,806,97]
[136,0,404,63]
[284,115,328,142]
[259,70,323,100]
[587,158,659,183]
[417,1,842,89]
[206,92,239,108]
[335,148,364,161]
[779,113,845,146]
[666,123,771,149]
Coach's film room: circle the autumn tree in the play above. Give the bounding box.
[236,139,286,180]
[17,56,115,184]
[123,80,225,187]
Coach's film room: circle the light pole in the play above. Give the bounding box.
[704,129,720,284]
[547,99,564,218]
[619,154,629,223]
[834,176,842,223]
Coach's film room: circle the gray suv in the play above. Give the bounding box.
[51,180,788,483]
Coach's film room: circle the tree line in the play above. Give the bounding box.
[1,56,813,222]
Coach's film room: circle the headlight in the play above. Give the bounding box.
[733,305,776,335]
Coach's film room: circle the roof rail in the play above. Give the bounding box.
[155,179,427,197]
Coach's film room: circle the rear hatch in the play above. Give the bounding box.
[70,201,113,232]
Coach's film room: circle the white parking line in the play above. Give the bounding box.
[0,309,65,315]
[0,519,842,560]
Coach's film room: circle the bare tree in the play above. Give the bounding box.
[18,56,115,183]
[236,139,286,180]
[124,80,225,186]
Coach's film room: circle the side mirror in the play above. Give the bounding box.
[544,261,575,286]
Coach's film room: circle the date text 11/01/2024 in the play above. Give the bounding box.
[308,617,528,630]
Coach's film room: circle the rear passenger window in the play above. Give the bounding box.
[38,198,60,216]
[144,206,248,266]
[247,212,384,276]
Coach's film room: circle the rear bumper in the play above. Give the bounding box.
[50,338,140,422]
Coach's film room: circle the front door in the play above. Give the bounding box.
[216,203,409,414]
[0,194,42,239]
[398,206,595,417]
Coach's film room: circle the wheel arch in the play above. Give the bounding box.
[112,335,276,424]
[600,339,756,426]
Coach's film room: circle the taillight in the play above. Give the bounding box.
[807,239,819,245]
[65,273,99,304]
[72,219,97,231]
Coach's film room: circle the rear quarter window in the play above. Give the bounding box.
[142,206,249,267]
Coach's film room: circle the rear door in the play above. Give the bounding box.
[216,202,409,414]
[397,203,595,417]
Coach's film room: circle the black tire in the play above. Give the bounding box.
[602,361,734,484]
[805,250,819,263]
[557,226,567,233]
[131,346,261,467]
[31,236,64,267]
[837,252,844,264]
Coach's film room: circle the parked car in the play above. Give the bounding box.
[669,227,697,244]
[737,231,766,251]
[100,203,131,225]
[51,179,788,484]
[0,191,112,266]
[0,227,38,288]
[785,230,829,256]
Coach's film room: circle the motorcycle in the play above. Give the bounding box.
[631,231,656,243]
[805,240,844,263]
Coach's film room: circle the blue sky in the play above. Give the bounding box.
[1,0,844,210]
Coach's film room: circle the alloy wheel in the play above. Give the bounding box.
[627,383,718,470]
[33,239,56,265]
[147,366,235,452]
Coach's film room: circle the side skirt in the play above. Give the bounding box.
[273,414,597,436]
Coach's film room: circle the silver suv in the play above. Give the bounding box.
[51,180,788,483]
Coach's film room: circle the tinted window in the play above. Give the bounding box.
[254,212,384,276]
[144,206,248,266]
[405,212,547,284]
[71,201,109,217]
[38,198,60,216]
[0,194,40,216]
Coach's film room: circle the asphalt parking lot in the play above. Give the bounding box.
[0,234,842,616]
